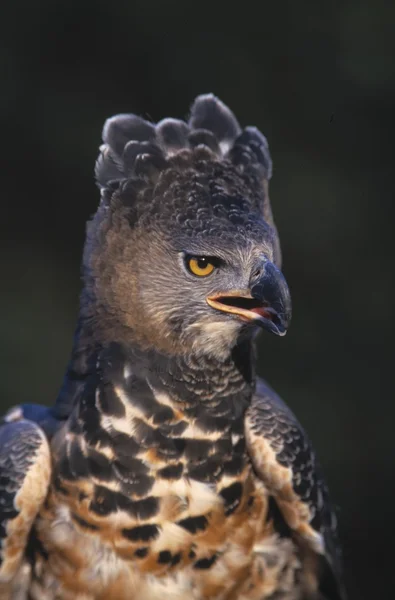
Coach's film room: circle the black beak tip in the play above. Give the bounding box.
[273,322,288,336]
[277,307,292,335]
[256,312,291,336]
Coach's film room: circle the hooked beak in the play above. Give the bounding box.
[206,262,292,336]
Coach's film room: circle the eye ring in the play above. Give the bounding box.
[186,256,216,277]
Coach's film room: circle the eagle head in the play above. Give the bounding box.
[83,94,291,358]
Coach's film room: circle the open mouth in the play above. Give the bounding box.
[206,292,286,335]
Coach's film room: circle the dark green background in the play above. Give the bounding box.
[1,2,394,598]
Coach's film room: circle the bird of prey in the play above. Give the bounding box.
[0,94,346,600]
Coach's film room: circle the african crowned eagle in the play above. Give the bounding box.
[0,94,346,600]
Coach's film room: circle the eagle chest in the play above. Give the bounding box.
[32,378,273,599]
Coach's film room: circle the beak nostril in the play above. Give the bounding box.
[251,267,263,282]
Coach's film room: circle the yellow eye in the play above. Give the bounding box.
[187,256,216,277]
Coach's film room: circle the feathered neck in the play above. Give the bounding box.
[54,316,256,427]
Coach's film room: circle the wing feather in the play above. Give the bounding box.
[0,417,51,587]
[245,378,346,600]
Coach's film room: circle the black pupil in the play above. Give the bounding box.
[197,258,208,269]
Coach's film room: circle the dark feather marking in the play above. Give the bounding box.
[183,439,213,462]
[90,486,159,519]
[122,524,160,542]
[131,418,178,453]
[211,437,232,455]
[113,454,149,474]
[187,458,224,483]
[89,485,117,516]
[116,494,159,520]
[156,550,182,566]
[193,554,218,570]
[177,515,208,534]
[78,401,102,446]
[151,406,176,425]
[0,492,18,526]
[112,459,154,497]
[219,482,243,516]
[233,437,246,454]
[87,448,113,480]
[0,522,8,540]
[57,454,77,482]
[53,475,70,496]
[158,550,173,564]
[97,383,126,418]
[26,527,49,563]
[223,453,245,476]
[267,497,292,539]
[171,552,182,566]
[121,376,174,423]
[111,431,141,457]
[189,411,231,434]
[156,437,185,459]
[68,439,89,479]
[159,420,188,436]
[157,463,183,480]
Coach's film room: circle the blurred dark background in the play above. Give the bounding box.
[1,1,394,598]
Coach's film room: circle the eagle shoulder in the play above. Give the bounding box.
[245,378,346,600]
[0,413,51,593]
